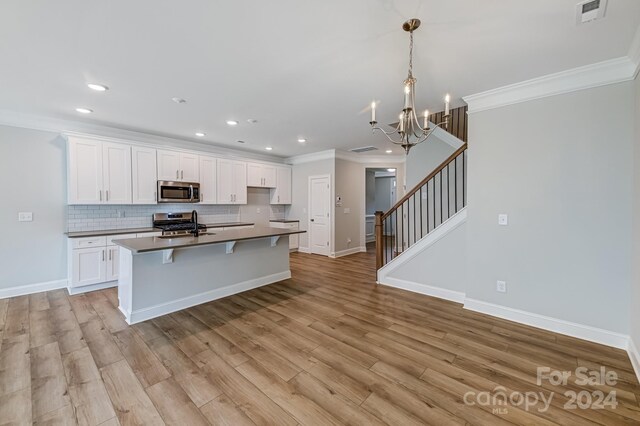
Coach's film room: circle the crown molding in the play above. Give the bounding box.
[285,149,405,165]
[0,109,285,163]
[463,56,637,114]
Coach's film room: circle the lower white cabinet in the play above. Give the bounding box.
[72,247,107,287]
[269,221,299,250]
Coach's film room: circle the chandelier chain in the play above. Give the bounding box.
[408,31,413,78]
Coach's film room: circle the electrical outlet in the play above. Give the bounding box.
[18,212,33,222]
[496,280,507,293]
[344,208,350,214]
[347,238,352,245]
[256,208,261,214]
[498,214,508,226]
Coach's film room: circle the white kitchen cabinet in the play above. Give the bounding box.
[247,162,276,188]
[199,155,218,204]
[270,166,292,205]
[68,137,132,205]
[132,146,158,204]
[269,221,299,250]
[106,246,120,281]
[217,159,247,204]
[102,142,132,204]
[157,149,200,182]
[71,246,106,287]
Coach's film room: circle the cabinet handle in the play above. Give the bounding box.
[102,250,105,261]
[108,249,112,261]
[176,170,179,179]
[106,190,109,201]
[99,190,102,201]
[278,195,280,203]
[154,192,157,201]
[181,170,184,180]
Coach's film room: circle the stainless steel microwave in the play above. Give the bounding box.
[157,181,201,203]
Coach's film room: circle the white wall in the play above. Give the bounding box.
[365,170,376,215]
[374,177,394,212]
[335,158,364,254]
[405,137,457,189]
[466,82,634,334]
[0,126,68,290]
[632,75,640,352]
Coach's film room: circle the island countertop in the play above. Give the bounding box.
[112,226,305,254]
[65,222,255,238]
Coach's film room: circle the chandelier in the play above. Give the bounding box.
[369,18,451,155]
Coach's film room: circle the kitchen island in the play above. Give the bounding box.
[113,226,305,324]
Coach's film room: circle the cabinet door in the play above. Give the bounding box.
[180,153,200,182]
[262,164,276,188]
[246,162,263,187]
[68,138,103,204]
[271,167,292,204]
[157,150,181,181]
[102,142,132,204]
[232,161,247,204]
[217,159,234,204]
[132,146,158,204]
[106,246,119,281]
[71,247,106,287]
[199,156,217,204]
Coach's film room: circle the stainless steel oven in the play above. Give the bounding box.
[157,181,201,203]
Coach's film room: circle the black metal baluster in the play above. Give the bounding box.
[455,156,458,213]
[447,164,451,220]
[432,179,436,232]
[413,194,416,246]
[439,171,443,226]
[419,186,423,239]
[462,150,466,207]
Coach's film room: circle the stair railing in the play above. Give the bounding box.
[375,143,468,269]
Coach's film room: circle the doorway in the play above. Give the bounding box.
[308,175,331,256]
[364,168,397,246]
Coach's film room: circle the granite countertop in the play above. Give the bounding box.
[65,222,255,238]
[269,219,300,223]
[113,226,306,254]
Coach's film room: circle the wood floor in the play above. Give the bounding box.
[1,248,639,425]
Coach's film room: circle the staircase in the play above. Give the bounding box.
[375,105,468,270]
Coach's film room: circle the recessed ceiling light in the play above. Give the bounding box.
[247,119,258,124]
[75,107,93,114]
[387,168,396,172]
[87,83,108,92]
[297,138,307,143]
[237,140,246,144]
[195,132,206,137]
[226,120,239,126]
[265,147,273,151]
[385,149,393,154]
[172,97,187,104]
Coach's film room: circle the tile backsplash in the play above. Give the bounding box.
[67,189,285,232]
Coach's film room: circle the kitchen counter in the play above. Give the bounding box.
[65,222,255,238]
[269,219,300,223]
[113,226,305,254]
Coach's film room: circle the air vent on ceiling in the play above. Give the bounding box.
[576,0,607,24]
[349,146,379,153]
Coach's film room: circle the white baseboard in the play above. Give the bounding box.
[379,277,466,304]
[0,279,68,299]
[126,270,291,324]
[298,246,311,254]
[67,281,117,296]
[628,338,640,384]
[330,246,367,258]
[464,298,629,350]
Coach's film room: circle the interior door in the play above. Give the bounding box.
[309,176,330,256]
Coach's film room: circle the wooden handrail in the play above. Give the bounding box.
[381,143,467,221]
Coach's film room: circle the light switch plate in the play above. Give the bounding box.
[18,212,33,222]
[344,208,350,214]
[496,280,507,293]
[256,208,261,214]
[498,214,508,226]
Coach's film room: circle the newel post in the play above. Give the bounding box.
[375,211,384,270]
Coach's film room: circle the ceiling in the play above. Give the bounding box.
[1,0,639,158]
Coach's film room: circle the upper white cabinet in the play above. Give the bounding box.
[247,162,276,188]
[68,137,132,205]
[270,166,292,205]
[217,159,247,204]
[199,155,217,204]
[157,150,199,182]
[132,146,157,204]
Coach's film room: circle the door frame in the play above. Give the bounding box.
[308,174,332,256]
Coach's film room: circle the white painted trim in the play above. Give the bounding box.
[431,124,465,149]
[330,246,367,259]
[378,207,467,280]
[286,149,406,165]
[67,281,117,296]
[125,270,291,324]
[464,298,629,350]
[0,279,68,299]
[297,246,311,254]
[463,57,637,113]
[628,338,640,384]
[286,150,336,165]
[380,277,466,304]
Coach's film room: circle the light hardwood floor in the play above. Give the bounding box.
[1,248,639,425]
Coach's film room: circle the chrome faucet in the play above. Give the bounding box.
[191,210,199,237]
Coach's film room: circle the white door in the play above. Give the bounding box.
[106,246,119,281]
[132,146,157,204]
[246,162,263,187]
[262,164,276,188]
[102,142,132,204]
[72,247,106,287]
[180,153,199,182]
[233,161,247,204]
[217,159,234,204]
[199,156,217,204]
[157,150,181,181]
[309,175,330,256]
[68,138,103,204]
